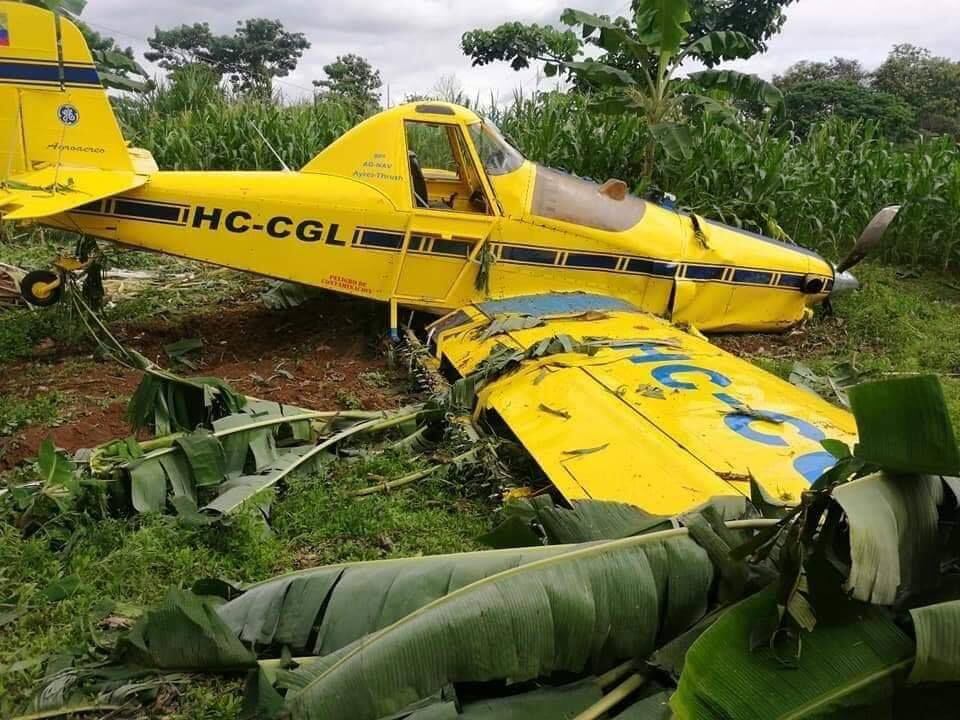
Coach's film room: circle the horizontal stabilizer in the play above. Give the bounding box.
[0,166,147,220]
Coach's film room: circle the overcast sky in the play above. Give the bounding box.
[81,0,960,103]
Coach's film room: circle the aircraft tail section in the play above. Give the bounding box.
[0,1,146,219]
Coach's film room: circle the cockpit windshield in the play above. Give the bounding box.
[469,120,525,176]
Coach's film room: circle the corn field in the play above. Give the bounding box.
[115,73,960,270]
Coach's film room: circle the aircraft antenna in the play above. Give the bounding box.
[250,122,292,172]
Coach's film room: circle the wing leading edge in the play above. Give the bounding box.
[430,293,855,515]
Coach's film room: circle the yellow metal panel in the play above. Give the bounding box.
[0,167,145,219]
[477,362,742,514]
[437,304,857,511]
[0,1,58,62]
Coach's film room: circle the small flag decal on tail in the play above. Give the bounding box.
[0,12,9,47]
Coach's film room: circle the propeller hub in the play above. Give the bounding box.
[831,270,860,295]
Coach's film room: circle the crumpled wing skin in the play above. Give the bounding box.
[0,166,147,220]
[432,294,856,515]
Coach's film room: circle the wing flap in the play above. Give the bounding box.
[0,166,147,220]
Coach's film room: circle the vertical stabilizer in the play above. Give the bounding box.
[0,1,132,184]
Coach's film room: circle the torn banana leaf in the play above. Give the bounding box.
[217,544,589,656]
[908,599,960,684]
[126,366,247,434]
[477,313,544,341]
[274,531,714,720]
[831,472,944,605]
[670,587,915,719]
[125,401,323,517]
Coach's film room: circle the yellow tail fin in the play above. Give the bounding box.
[0,1,148,219]
[0,1,132,176]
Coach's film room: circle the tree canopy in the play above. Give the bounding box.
[784,80,915,141]
[463,0,783,183]
[462,0,795,76]
[313,54,382,115]
[873,44,960,137]
[774,46,960,139]
[774,57,869,90]
[145,19,310,97]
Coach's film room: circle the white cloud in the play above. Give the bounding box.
[79,0,959,103]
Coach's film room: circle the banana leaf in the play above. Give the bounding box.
[831,473,944,605]
[908,599,960,683]
[457,678,602,718]
[116,589,256,671]
[615,690,673,719]
[126,367,247,435]
[218,545,590,656]
[124,401,320,517]
[848,375,960,476]
[481,495,757,547]
[276,530,714,720]
[670,587,915,719]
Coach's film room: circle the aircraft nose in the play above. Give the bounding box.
[831,270,860,295]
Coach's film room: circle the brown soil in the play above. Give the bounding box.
[710,313,851,361]
[0,291,412,470]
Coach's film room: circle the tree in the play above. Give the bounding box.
[684,0,797,58]
[464,0,782,181]
[774,57,868,90]
[872,44,960,137]
[462,0,794,75]
[783,81,915,140]
[145,18,310,97]
[145,22,217,70]
[22,0,149,91]
[313,54,382,115]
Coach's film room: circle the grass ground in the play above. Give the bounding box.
[1,231,958,718]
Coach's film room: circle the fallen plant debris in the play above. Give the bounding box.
[10,362,960,718]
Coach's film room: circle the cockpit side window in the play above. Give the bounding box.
[403,120,492,214]
[468,121,524,176]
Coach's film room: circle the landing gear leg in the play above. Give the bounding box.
[389,298,400,342]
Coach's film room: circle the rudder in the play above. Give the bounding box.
[0,1,132,183]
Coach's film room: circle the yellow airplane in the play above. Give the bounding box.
[0,2,894,511]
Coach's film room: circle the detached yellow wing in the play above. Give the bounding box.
[0,166,147,220]
[430,294,855,515]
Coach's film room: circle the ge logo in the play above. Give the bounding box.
[57,105,80,127]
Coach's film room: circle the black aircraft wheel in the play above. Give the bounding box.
[21,269,63,307]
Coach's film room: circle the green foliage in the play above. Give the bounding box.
[671,588,915,719]
[466,1,780,179]
[461,22,580,72]
[114,68,358,171]
[144,18,310,97]
[783,80,916,141]
[312,54,382,115]
[774,56,870,90]
[0,392,60,435]
[873,44,960,137]
[682,0,795,58]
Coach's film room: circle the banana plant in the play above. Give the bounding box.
[552,0,783,180]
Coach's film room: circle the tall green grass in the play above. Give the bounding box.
[114,72,960,269]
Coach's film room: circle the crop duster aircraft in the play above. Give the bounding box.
[0,2,900,514]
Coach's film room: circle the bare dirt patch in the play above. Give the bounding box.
[0,291,413,469]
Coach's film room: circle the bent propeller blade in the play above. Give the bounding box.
[836,205,902,273]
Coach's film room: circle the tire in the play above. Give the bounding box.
[21,269,63,307]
